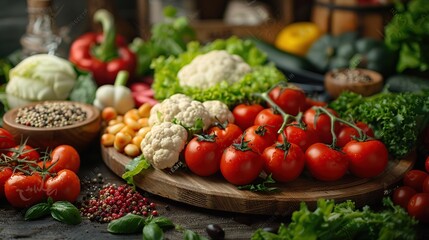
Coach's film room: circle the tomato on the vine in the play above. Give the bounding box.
[232,103,264,131]
[243,125,277,154]
[0,167,13,198]
[278,123,319,152]
[268,86,306,116]
[342,140,388,178]
[262,142,305,182]
[403,170,429,192]
[6,145,40,162]
[336,122,375,148]
[254,108,283,133]
[4,173,45,208]
[43,145,80,173]
[185,134,222,177]
[220,142,264,185]
[207,122,242,150]
[305,143,348,181]
[45,169,81,202]
[0,128,16,150]
[303,107,341,144]
[407,193,429,224]
[392,186,417,209]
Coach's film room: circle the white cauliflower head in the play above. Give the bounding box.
[148,94,212,131]
[177,50,252,89]
[203,100,234,124]
[141,122,188,170]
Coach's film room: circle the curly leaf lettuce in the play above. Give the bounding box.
[151,36,285,106]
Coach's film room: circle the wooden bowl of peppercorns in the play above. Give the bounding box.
[2,101,101,152]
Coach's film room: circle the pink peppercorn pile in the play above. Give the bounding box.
[79,183,158,223]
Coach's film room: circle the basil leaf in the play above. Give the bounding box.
[122,155,151,186]
[183,229,208,240]
[24,202,51,220]
[145,216,175,230]
[107,213,145,234]
[142,222,164,240]
[50,201,82,225]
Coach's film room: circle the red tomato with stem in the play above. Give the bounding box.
[0,128,16,150]
[303,107,341,144]
[207,123,242,150]
[342,140,388,178]
[43,145,80,173]
[403,170,429,192]
[220,142,264,185]
[254,108,284,133]
[6,145,40,162]
[185,134,223,177]
[422,176,429,193]
[262,142,305,182]
[243,125,277,154]
[232,104,264,131]
[336,122,375,148]
[407,193,429,224]
[268,86,306,116]
[392,186,417,209]
[278,123,319,152]
[305,143,348,181]
[0,167,13,198]
[304,97,327,111]
[4,173,45,208]
[45,169,81,202]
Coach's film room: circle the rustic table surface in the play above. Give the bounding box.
[1,142,428,240]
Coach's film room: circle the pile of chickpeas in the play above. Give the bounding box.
[100,103,152,157]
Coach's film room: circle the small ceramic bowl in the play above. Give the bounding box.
[2,101,101,152]
[324,68,384,99]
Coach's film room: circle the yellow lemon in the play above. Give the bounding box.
[275,22,322,57]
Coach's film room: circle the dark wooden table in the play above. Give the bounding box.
[1,143,429,240]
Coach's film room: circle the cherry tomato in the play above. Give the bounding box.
[254,108,283,133]
[45,169,81,202]
[403,170,429,192]
[6,145,40,162]
[185,134,223,177]
[422,176,429,193]
[268,86,306,116]
[45,145,80,173]
[342,140,388,178]
[207,123,242,150]
[0,128,16,150]
[407,193,429,224]
[220,143,264,185]
[4,173,45,208]
[262,142,305,182]
[305,143,348,181]
[336,122,375,148]
[232,103,264,131]
[425,156,429,173]
[278,123,319,152]
[303,107,341,144]
[0,167,13,198]
[392,186,417,209]
[243,125,277,154]
[303,97,327,111]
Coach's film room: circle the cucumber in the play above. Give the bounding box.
[385,74,429,92]
[249,38,317,73]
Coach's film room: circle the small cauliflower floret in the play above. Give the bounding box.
[141,122,188,170]
[177,50,252,89]
[148,94,212,131]
[203,100,234,124]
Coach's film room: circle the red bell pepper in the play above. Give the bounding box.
[69,9,136,86]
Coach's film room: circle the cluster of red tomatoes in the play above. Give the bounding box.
[392,159,429,224]
[0,128,81,208]
[184,86,389,185]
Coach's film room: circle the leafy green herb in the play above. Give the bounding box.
[24,202,51,220]
[107,213,145,234]
[69,72,97,104]
[145,215,175,230]
[50,201,82,225]
[151,36,285,107]
[143,222,164,240]
[238,174,278,192]
[251,198,417,240]
[122,154,151,186]
[183,229,208,240]
[329,91,429,158]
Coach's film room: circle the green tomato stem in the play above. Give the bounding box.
[93,9,118,62]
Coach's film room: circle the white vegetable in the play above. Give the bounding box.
[6,54,76,108]
[177,50,251,89]
[203,100,234,124]
[141,122,188,169]
[148,94,212,131]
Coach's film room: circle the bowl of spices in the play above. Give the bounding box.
[324,68,384,99]
[2,101,101,151]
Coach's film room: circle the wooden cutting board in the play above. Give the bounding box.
[101,145,415,214]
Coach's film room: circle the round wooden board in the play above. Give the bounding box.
[101,145,415,215]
